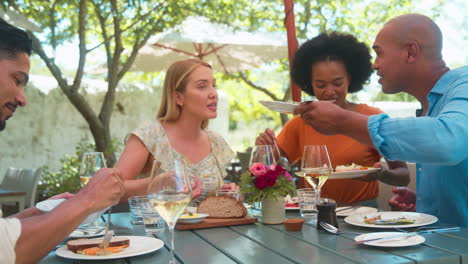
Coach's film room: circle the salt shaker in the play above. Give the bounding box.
[316,201,338,230]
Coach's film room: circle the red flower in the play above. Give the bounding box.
[254,169,279,190]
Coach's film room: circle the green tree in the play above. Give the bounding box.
[3,0,252,164]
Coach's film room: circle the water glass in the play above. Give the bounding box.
[297,188,318,223]
[141,201,165,235]
[128,196,146,225]
[216,189,240,200]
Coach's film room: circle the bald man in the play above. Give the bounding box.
[294,13,468,227]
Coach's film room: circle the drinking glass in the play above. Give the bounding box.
[147,159,192,264]
[78,152,107,228]
[78,152,107,187]
[297,188,318,223]
[249,145,276,167]
[249,145,276,214]
[297,145,332,204]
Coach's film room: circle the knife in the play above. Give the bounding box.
[353,232,416,244]
[354,227,460,244]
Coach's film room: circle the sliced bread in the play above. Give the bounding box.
[197,196,247,218]
[67,237,130,253]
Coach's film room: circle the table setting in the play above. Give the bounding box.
[39,148,468,264]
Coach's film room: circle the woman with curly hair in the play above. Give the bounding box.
[256,32,409,207]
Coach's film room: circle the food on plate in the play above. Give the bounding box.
[285,195,299,208]
[363,215,416,225]
[67,237,130,255]
[197,196,247,218]
[335,163,369,172]
[180,212,201,218]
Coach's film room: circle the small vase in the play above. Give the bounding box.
[261,195,285,224]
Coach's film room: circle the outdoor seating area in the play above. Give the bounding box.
[1,1,467,264]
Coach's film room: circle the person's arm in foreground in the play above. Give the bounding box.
[11,193,74,220]
[294,101,373,145]
[295,98,468,164]
[14,168,124,264]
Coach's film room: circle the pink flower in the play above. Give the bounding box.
[249,162,267,176]
[283,171,293,182]
[269,164,277,171]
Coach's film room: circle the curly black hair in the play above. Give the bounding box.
[291,32,373,96]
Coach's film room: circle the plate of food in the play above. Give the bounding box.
[285,195,299,210]
[259,100,299,114]
[335,206,378,217]
[354,232,425,247]
[177,213,209,224]
[56,236,164,260]
[330,164,380,179]
[344,211,438,228]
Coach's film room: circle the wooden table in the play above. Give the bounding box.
[40,211,468,264]
[0,189,26,212]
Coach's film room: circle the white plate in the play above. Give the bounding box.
[36,199,107,225]
[56,236,164,260]
[177,213,209,224]
[330,168,380,179]
[259,100,298,114]
[344,211,438,229]
[354,232,425,247]
[336,206,378,217]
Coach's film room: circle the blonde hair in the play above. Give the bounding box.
[157,59,212,129]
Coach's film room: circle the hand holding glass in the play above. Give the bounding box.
[147,160,192,264]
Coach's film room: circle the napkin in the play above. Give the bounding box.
[36,198,107,225]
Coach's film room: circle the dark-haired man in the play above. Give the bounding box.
[294,14,468,227]
[0,19,125,263]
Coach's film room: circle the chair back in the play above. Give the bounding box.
[1,167,42,208]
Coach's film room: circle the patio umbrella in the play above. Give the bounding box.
[128,16,288,74]
[0,6,41,32]
[283,0,301,102]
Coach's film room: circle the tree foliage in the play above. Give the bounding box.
[4,0,253,164]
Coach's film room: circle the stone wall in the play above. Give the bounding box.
[0,76,229,182]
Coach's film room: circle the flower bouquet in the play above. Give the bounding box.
[239,163,295,206]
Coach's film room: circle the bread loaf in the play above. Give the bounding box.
[67,237,130,253]
[197,196,247,218]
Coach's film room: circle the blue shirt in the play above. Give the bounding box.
[368,66,468,227]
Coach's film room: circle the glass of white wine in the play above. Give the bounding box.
[79,152,107,187]
[147,159,192,264]
[78,152,107,229]
[297,145,332,204]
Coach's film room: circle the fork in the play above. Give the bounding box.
[99,208,114,249]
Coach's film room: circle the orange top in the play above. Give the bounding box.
[277,104,383,204]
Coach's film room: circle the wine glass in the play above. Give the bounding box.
[249,145,276,214]
[249,145,277,167]
[78,152,107,187]
[78,152,107,229]
[147,159,192,264]
[298,145,332,204]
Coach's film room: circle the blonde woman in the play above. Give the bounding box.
[115,59,238,204]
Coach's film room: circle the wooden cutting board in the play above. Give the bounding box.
[176,216,258,230]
